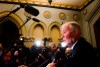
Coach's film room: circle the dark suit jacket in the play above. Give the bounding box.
[64,37,98,67]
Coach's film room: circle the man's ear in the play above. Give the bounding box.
[72,30,78,38]
[74,30,81,39]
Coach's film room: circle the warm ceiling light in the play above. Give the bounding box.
[48,0,52,5]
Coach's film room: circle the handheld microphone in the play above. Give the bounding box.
[53,48,64,64]
[25,5,39,16]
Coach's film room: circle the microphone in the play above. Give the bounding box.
[32,18,40,22]
[53,48,64,63]
[12,7,20,13]
[20,4,25,8]
[38,59,49,67]
[12,4,25,13]
[25,5,39,16]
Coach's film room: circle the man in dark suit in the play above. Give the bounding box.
[46,21,98,67]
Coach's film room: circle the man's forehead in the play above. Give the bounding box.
[61,24,70,31]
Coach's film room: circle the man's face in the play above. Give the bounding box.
[65,47,72,56]
[61,25,74,46]
[51,44,57,52]
[3,51,11,64]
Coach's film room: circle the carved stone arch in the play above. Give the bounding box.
[0,11,26,36]
[48,21,61,36]
[48,21,61,44]
[29,21,47,38]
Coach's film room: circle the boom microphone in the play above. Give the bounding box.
[25,5,39,16]
[32,18,40,22]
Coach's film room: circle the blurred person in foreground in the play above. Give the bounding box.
[0,49,18,67]
[46,21,98,67]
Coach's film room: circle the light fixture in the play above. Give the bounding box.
[48,0,52,5]
[34,40,42,47]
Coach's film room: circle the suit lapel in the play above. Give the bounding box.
[71,37,82,57]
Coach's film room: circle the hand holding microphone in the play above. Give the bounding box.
[18,65,28,67]
[46,62,56,67]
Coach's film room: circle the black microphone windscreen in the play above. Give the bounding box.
[32,18,40,22]
[25,5,39,16]
[20,4,25,8]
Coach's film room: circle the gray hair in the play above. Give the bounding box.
[69,21,81,31]
[61,21,81,31]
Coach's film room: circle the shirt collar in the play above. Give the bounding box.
[70,40,78,50]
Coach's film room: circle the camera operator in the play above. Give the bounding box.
[29,39,49,67]
[11,39,31,67]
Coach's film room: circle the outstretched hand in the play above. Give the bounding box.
[18,65,28,67]
[46,62,56,67]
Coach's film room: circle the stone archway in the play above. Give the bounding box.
[48,21,61,44]
[0,11,26,36]
[0,11,27,48]
[0,20,19,48]
[29,21,47,38]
